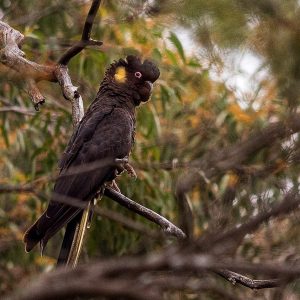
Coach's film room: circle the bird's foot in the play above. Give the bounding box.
[107,180,121,193]
[115,157,137,179]
[123,162,137,179]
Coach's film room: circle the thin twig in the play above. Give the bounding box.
[25,79,45,110]
[216,269,283,289]
[200,191,300,252]
[58,0,103,65]
[176,113,300,195]
[0,106,35,115]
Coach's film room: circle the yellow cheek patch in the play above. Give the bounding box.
[114,66,127,83]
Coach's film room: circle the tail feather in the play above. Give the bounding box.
[57,212,82,266]
[23,203,81,253]
[23,216,45,252]
[41,206,81,250]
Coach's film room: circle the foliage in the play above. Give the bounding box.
[0,0,300,299]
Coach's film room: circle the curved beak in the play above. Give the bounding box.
[145,81,153,93]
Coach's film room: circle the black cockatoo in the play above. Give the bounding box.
[23,55,160,254]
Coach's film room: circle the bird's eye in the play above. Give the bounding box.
[134,71,142,79]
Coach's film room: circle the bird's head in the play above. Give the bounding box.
[107,55,160,105]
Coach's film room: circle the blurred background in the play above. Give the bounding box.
[0,0,299,299]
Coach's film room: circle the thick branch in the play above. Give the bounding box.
[0,22,55,82]
[9,251,300,300]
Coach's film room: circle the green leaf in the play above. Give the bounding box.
[169,32,186,63]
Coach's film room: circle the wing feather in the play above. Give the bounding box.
[24,106,134,251]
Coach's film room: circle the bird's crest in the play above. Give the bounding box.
[108,55,160,83]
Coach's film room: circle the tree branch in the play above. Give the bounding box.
[216,269,283,289]
[2,182,298,293]
[58,0,103,65]
[196,190,300,253]
[25,79,46,110]
[54,64,84,126]
[104,187,186,239]
[0,184,179,240]
[176,113,300,195]
[0,106,35,115]
[0,22,55,82]
[0,21,81,113]
[9,250,300,300]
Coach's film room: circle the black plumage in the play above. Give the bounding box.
[24,55,160,252]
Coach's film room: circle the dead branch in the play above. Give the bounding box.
[0,20,85,115]
[0,184,35,194]
[0,106,35,115]
[216,269,283,289]
[25,79,46,109]
[0,21,54,81]
[54,64,84,126]
[9,250,300,300]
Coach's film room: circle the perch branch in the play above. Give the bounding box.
[104,187,186,239]
[0,184,166,239]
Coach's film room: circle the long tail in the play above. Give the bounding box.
[24,199,96,267]
[23,203,81,253]
[57,202,92,267]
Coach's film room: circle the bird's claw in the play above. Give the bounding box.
[115,157,137,179]
[123,162,137,179]
[107,180,121,193]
